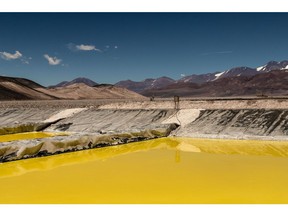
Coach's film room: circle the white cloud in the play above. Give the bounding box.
[44,54,62,65]
[215,51,233,54]
[20,56,32,65]
[75,44,101,52]
[181,74,186,77]
[0,51,22,60]
[201,51,233,56]
[21,59,29,64]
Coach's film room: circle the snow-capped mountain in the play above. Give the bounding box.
[116,60,288,94]
[180,60,288,83]
[142,69,288,98]
[176,66,261,84]
[213,67,259,80]
[177,72,218,84]
[256,60,288,72]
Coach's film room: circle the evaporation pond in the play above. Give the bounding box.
[1,137,288,203]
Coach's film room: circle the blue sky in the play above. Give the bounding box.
[0,13,288,86]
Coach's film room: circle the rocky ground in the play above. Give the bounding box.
[1,97,288,162]
[99,97,288,110]
[175,109,288,140]
[0,99,147,109]
[1,97,288,109]
[0,103,178,162]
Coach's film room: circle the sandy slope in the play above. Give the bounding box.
[0,75,146,100]
[37,83,146,100]
[0,81,56,100]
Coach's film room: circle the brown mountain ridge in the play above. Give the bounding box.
[0,76,145,100]
[142,70,288,97]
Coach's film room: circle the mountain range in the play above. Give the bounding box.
[1,60,288,100]
[115,60,288,97]
[49,77,98,88]
[142,69,288,97]
[0,76,145,100]
[115,76,175,93]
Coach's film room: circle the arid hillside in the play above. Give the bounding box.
[0,76,146,100]
[44,83,146,100]
[0,76,58,100]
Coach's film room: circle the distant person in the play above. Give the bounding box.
[174,95,180,109]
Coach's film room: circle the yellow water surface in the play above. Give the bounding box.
[1,137,288,204]
[0,132,67,143]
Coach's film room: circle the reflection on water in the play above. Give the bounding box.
[0,132,67,143]
[0,138,177,178]
[1,137,288,203]
[175,137,288,157]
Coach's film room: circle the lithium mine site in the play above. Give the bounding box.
[1,98,288,203]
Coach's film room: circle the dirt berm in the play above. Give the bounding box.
[0,98,288,162]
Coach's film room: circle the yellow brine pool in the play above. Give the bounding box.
[0,137,288,204]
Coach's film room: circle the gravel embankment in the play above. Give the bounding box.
[1,97,288,109]
[99,98,288,110]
